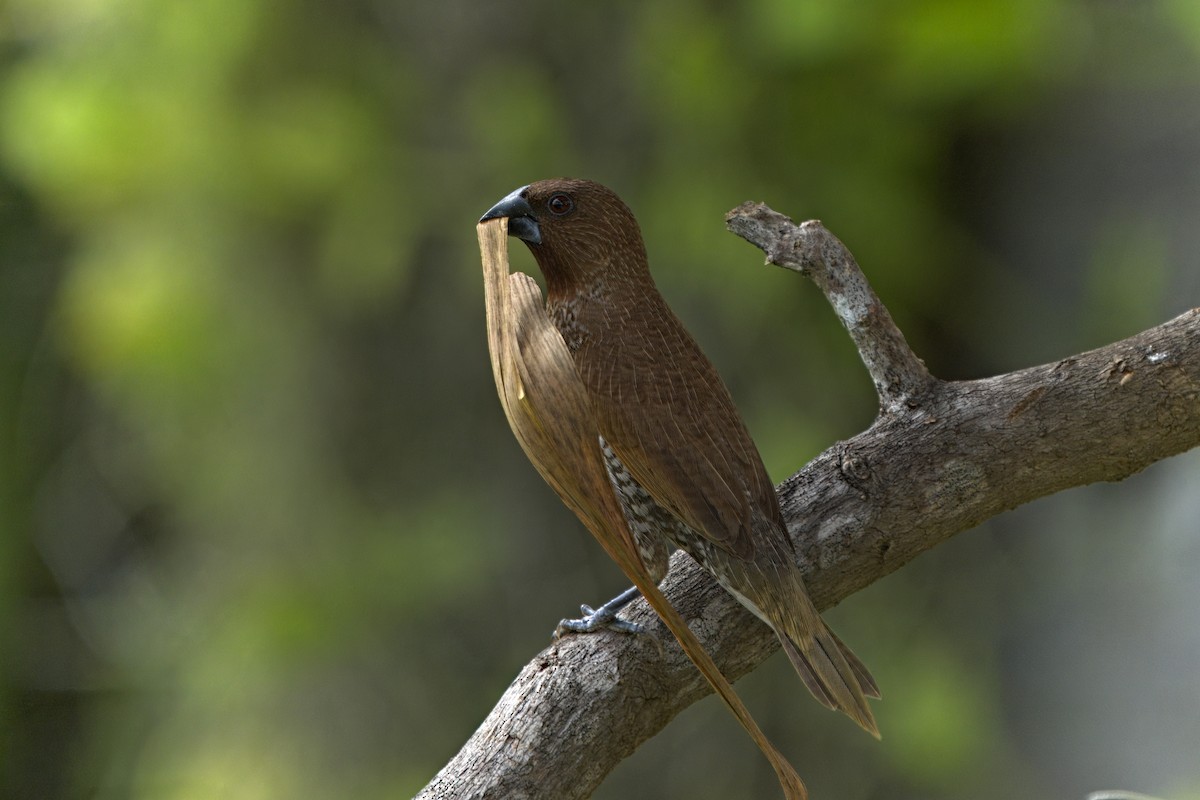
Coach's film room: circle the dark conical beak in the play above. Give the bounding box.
[479,185,541,245]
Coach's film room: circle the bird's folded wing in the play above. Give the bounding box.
[586,327,784,563]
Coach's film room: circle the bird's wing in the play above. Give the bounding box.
[581,317,782,562]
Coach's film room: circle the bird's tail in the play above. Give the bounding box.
[777,613,881,739]
[723,547,882,737]
[731,556,882,737]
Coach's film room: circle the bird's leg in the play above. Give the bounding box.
[554,585,644,637]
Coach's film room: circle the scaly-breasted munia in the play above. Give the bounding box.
[480,179,880,736]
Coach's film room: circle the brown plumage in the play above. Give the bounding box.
[480,178,881,737]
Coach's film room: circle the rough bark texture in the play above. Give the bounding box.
[418,205,1200,800]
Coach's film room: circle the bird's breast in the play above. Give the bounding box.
[548,297,587,354]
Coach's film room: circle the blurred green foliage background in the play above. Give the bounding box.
[1,0,1199,798]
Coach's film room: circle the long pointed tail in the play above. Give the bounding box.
[779,621,881,738]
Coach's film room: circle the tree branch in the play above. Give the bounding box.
[724,204,936,412]
[418,205,1200,800]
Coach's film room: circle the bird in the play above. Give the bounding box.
[475,218,809,798]
[479,178,881,737]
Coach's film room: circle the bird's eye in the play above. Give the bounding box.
[547,193,574,216]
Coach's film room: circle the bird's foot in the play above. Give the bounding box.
[553,585,644,638]
[555,603,645,637]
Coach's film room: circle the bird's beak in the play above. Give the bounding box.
[479,185,542,245]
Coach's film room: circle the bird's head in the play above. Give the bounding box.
[479,178,648,291]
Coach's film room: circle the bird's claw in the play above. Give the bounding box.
[554,603,645,638]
